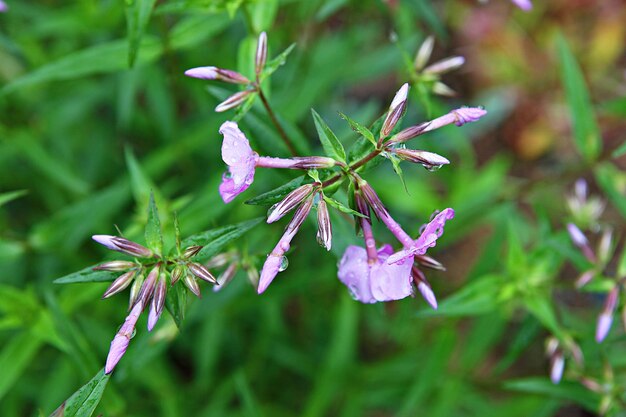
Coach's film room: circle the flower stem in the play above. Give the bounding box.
[321,148,382,188]
[257,87,298,156]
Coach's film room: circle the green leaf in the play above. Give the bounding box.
[145,192,163,256]
[0,332,43,401]
[0,189,27,208]
[173,213,182,255]
[245,175,309,205]
[323,196,367,218]
[182,218,263,259]
[311,109,346,163]
[504,378,599,412]
[53,265,118,284]
[126,0,157,67]
[524,295,564,339]
[165,283,187,329]
[557,34,601,161]
[262,43,296,80]
[419,275,502,317]
[339,112,376,146]
[594,162,626,219]
[49,369,111,417]
[388,154,407,190]
[611,140,626,159]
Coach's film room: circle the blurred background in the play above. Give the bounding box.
[1,0,625,416]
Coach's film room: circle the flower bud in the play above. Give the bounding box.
[189,262,217,283]
[291,156,337,169]
[128,272,145,309]
[393,148,450,169]
[574,270,594,288]
[357,179,388,220]
[414,36,434,71]
[215,90,252,112]
[267,183,316,224]
[387,123,429,144]
[136,265,159,307]
[423,56,465,75]
[170,265,185,285]
[102,270,137,299]
[381,83,409,138]
[92,235,153,258]
[316,199,332,251]
[183,245,204,259]
[550,351,565,384]
[183,274,201,297]
[147,273,167,331]
[213,263,238,292]
[94,261,136,271]
[245,264,260,288]
[184,66,250,84]
[598,227,613,265]
[255,32,268,75]
[432,82,456,97]
[205,252,235,269]
[596,287,618,343]
[451,107,487,126]
[414,254,446,271]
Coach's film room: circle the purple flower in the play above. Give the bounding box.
[0,1,7,12]
[511,0,532,11]
[338,244,414,303]
[219,121,258,203]
[92,235,153,258]
[387,208,455,265]
[184,66,250,84]
[105,301,143,374]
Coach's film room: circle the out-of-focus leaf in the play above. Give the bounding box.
[145,192,163,256]
[524,295,564,339]
[339,112,376,146]
[557,34,601,161]
[611,141,626,159]
[594,162,626,219]
[245,175,309,205]
[165,283,187,328]
[194,218,264,260]
[600,96,626,119]
[504,378,599,412]
[53,266,117,284]
[262,43,296,80]
[126,0,157,67]
[312,109,347,163]
[250,0,279,32]
[0,189,27,208]
[48,369,110,417]
[389,154,407,190]
[420,275,502,317]
[0,332,43,401]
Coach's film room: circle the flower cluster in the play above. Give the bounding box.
[92,234,218,374]
[215,83,486,304]
[412,36,465,97]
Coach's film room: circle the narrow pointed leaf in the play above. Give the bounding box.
[0,190,27,208]
[339,112,376,146]
[54,266,118,284]
[165,283,187,328]
[245,175,309,206]
[48,369,110,417]
[311,109,347,163]
[323,196,367,218]
[145,192,163,256]
[262,43,296,80]
[126,0,157,67]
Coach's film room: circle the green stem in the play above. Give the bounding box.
[257,87,298,156]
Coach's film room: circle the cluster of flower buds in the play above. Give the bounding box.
[214,81,486,301]
[204,250,260,291]
[544,336,583,384]
[412,36,465,97]
[565,180,626,343]
[92,234,219,374]
[184,31,269,112]
[566,179,606,231]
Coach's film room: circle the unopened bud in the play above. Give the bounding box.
[94,261,137,271]
[183,274,201,297]
[357,179,388,220]
[545,337,560,356]
[412,266,437,309]
[387,123,429,144]
[580,378,603,393]
[550,352,565,384]
[574,179,587,202]
[170,265,185,285]
[189,262,217,283]
[381,83,409,137]
[92,235,153,258]
[451,107,487,126]
[213,263,238,292]
[393,148,450,169]
[596,287,618,343]
[205,252,235,269]
[184,66,250,84]
[316,199,332,251]
[567,223,596,263]
[598,227,613,264]
[432,81,456,97]
[292,156,337,169]
[136,265,159,307]
[414,36,434,71]
[414,254,446,271]
[287,196,315,234]
[183,245,204,259]
[423,56,465,75]
[147,274,167,331]
[267,183,316,224]
[128,272,144,309]
[255,32,268,75]
[215,90,252,112]
[575,270,594,288]
[102,270,137,299]
[245,264,259,288]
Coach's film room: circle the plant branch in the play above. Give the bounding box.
[257,87,298,156]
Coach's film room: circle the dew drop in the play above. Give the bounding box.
[130,328,137,339]
[418,224,427,234]
[429,210,441,221]
[223,171,233,179]
[423,164,442,172]
[267,203,279,218]
[348,284,359,300]
[278,256,289,272]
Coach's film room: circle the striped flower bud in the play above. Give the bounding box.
[423,56,465,75]
[147,273,167,331]
[94,261,137,271]
[105,301,143,374]
[432,82,456,97]
[189,262,217,283]
[102,270,137,299]
[381,83,409,138]
[291,156,338,169]
[414,36,434,71]
[393,148,450,170]
[267,183,317,224]
[183,245,203,259]
[92,235,153,258]
[412,266,437,309]
[316,199,332,251]
[170,265,185,285]
[128,271,145,309]
[135,265,159,307]
[183,273,201,297]
[567,223,596,263]
[414,254,446,271]
[184,66,250,84]
[215,90,253,112]
[205,252,234,269]
[213,263,238,292]
[255,32,268,75]
[387,123,429,144]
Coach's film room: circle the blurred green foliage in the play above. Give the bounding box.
[0,0,625,416]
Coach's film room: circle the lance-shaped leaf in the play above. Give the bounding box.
[262,43,296,80]
[182,218,263,260]
[557,34,601,161]
[48,369,110,417]
[126,0,157,67]
[53,266,118,284]
[165,282,188,328]
[323,196,368,218]
[245,175,309,206]
[311,109,347,163]
[145,192,163,256]
[339,112,376,146]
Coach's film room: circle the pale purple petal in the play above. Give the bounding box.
[185,66,219,80]
[567,223,588,247]
[452,107,487,126]
[0,1,8,12]
[596,313,613,343]
[258,254,283,294]
[511,0,532,11]
[105,302,143,374]
[550,354,564,384]
[417,282,438,309]
[92,235,118,251]
[337,246,376,303]
[219,121,257,203]
[369,249,414,302]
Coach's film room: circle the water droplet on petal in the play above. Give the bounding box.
[130,328,137,339]
[267,203,279,218]
[418,224,427,234]
[223,171,233,179]
[423,164,442,172]
[429,210,441,221]
[278,256,289,272]
[348,284,359,300]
